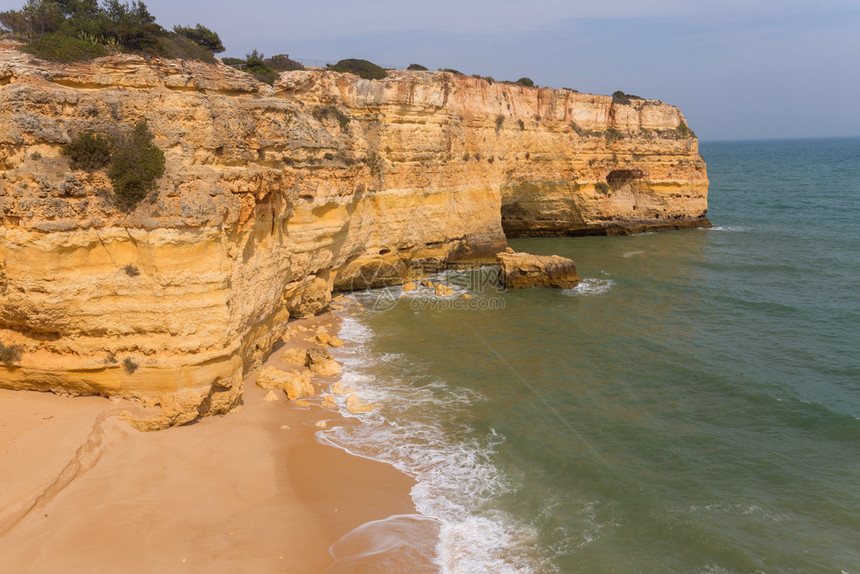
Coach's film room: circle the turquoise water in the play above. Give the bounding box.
[327,137,860,573]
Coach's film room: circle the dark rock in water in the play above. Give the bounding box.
[497,251,581,289]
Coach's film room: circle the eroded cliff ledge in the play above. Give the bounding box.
[0,46,709,427]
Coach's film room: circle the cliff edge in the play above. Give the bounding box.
[0,46,709,427]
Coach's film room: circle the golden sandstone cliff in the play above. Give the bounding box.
[0,45,709,427]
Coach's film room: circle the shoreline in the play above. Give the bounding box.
[0,308,431,573]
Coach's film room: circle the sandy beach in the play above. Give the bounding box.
[0,311,426,573]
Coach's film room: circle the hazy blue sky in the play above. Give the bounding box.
[142,0,859,140]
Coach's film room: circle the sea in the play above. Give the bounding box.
[323,137,860,573]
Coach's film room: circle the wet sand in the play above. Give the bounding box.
[0,312,423,573]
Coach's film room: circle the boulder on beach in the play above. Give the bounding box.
[256,366,290,390]
[402,281,418,292]
[287,370,315,400]
[306,348,343,377]
[420,279,435,288]
[435,284,455,296]
[281,347,308,365]
[257,366,314,399]
[496,251,581,289]
[315,332,344,348]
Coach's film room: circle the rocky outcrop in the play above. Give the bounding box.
[0,46,708,426]
[497,251,581,289]
[255,366,313,400]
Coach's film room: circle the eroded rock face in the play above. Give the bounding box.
[0,47,708,425]
[497,252,581,289]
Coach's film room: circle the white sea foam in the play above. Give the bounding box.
[688,503,792,522]
[327,514,440,573]
[563,278,614,296]
[321,311,553,573]
[708,226,748,232]
[348,269,499,313]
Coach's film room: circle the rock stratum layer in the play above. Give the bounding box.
[0,46,709,427]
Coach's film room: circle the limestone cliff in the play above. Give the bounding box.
[0,45,708,427]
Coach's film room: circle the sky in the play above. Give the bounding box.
[91,1,860,140]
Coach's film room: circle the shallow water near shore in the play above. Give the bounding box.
[325,137,860,573]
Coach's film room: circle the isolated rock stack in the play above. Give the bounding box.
[496,249,581,289]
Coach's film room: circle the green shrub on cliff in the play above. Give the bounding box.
[0,341,22,365]
[243,49,278,84]
[612,91,643,105]
[328,58,387,80]
[677,121,695,138]
[267,54,304,71]
[173,23,223,53]
[221,56,244,67]
[612,91,631,105]
[156,33,217,63]
[108,120,165,210]
[123,356,138,373]
[222,53,304,79]
[63,132,112,170]
[603,127,624,142]
[407,63,428,71]
[25,33,108,62]
[63,120,164,209]
[312,105,351,131]
[0,0,224,62]
[515,77,535,87]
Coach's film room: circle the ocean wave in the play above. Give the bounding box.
[688,503,792,522]
[327,514,440,573]
[708,226,749,232]
[322,313,553,573]
[347,268,501,313]
[563,278,614,296]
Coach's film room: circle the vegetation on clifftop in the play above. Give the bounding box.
[222,51,304,84]
[328,58,387,80]
[515,77,535,87]
[0,0,223,62]
[239,49,277,84]
[612,91,644,105]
